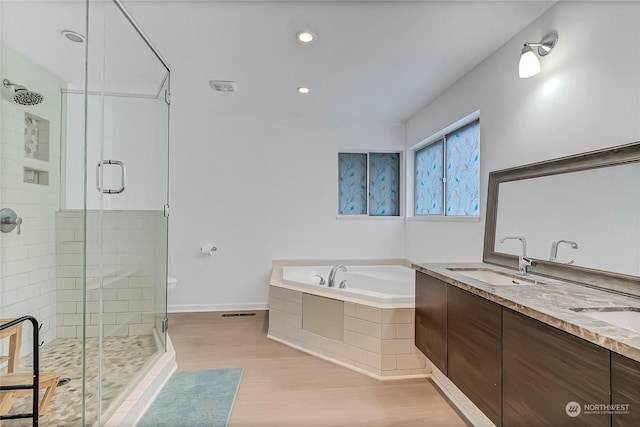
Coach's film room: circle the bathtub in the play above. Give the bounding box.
[281,265,415,305]
[268,262,428,380]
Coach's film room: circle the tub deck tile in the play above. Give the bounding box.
[397,324,414,339]
[270,286,302,304]
[367,323,382,339]
[382,308,413,324]
[344,316,371,335]
[344,344,369,365]
[381,355,397,370]
[381,323,397,339]
[381,339,412,355]
[397,354,427,370]
[344,302,356,317]
[354,304,382,323]
[367,351,382,370]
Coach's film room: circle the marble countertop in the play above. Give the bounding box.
[413,262,640,363]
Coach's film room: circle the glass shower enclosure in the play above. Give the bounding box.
[1,0,169,425]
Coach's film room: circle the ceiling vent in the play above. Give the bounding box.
[209,80,238,93]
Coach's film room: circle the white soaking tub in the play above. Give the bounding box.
[281,265,415,305]
[268,262,428,380]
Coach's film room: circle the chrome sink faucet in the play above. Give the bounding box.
[328,265,347,287]
[549,240,579,263]
[499,236,536,275]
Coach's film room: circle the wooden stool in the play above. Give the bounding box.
[0,371,61,421]
[0,319,23,373]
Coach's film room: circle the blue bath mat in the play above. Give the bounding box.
[137,368,243,427]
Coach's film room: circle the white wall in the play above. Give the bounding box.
[404,1,640,264]
[169,1,640,310]
[168,108,405,311]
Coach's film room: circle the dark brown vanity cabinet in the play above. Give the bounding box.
[503,309,611,427]
[415,270,640,427]
[415,272,447,374]
[447,286,502,426]
[611,353,640,427]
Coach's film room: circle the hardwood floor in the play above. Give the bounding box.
[168,311,468,427]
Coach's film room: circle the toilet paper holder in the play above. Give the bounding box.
[200,246,217,256]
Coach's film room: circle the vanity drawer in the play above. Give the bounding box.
[503,309,610,427]
[612,352,640,427]
[415,271,447,375]
[447,286,502,426]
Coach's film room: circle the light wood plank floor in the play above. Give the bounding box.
[168,311,469,426]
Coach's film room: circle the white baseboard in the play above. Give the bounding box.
[168,302,269,313]
[430,365,496,427]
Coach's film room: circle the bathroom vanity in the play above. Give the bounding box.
[414,265,640,427]
[414,142,640,426]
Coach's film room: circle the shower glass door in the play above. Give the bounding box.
[85,0,170,424]
[1,0,168,424]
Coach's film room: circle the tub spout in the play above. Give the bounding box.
[328,265,347,287]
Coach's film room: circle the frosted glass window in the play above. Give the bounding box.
[369,153,400,216]
[446,121,480,216]
[338,152,401,216]
[414,119,480,217]
[415,140,444,215]
[338,153,367,215]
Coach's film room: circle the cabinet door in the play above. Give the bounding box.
[503,309,610,427]
[415,272,447,374]
[612,352,640,427]
[448,286,502,426]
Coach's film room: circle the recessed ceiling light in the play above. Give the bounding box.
[61,30,85,43]
[296,31,315,43]
[297,87,310,94]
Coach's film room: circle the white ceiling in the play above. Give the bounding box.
[1,1,556,121]
[124,0,555,122]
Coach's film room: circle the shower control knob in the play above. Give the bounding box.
[1,208,23,235]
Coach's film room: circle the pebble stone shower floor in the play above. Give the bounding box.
[2,335,157,427]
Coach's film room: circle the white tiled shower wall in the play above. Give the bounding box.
[55,210,165,338]
[0,45,64,356]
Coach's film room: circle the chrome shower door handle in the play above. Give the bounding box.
[96,160,127,194]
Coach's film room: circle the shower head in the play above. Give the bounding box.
[3,79,44,106]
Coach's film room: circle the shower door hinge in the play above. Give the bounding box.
[164,204,170,218]
[164,90,171,105]
[162,317,169,333]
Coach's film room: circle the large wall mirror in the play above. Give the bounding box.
[483,142,640,298]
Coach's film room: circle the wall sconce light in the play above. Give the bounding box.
[519,32,558,78]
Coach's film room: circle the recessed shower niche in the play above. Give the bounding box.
[24,111,49,161]
[23,167,49,185]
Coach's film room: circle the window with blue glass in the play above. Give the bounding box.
[414,119,480,217]
[338,152,400,216]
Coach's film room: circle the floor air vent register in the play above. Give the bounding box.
[221,313,256,318]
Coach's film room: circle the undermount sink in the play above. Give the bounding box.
[570,307,640,334]
[447,268,538,286]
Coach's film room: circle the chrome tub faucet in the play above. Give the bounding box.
[328,265,347,287]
